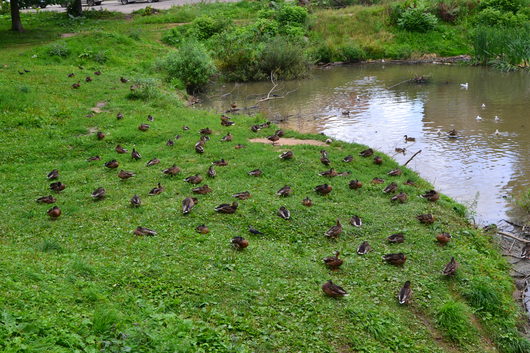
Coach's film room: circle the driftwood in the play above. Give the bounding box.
[498,230,530,243]
[256,73,298,104]
[403,150,422,166]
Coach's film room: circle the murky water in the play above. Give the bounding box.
[199,64,530,224]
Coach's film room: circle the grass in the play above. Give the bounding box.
[0,6,529,353]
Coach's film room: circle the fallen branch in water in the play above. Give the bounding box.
[498,231,530,243]
[256,73,299,104]
[403,150,422,167]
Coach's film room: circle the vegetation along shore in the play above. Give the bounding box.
[1,0,529,352]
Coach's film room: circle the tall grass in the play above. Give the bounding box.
[472,25,530,69]
[435,301,477,345]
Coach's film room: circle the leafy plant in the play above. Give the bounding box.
[127,78,161,101]
[47,42,70,57]
[397,7,438,32]
[258,36,309,79]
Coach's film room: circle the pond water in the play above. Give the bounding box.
[198,64,530,224]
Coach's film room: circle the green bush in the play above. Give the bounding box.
[250,18,280,37]
[474,8,528,27]
[479,0,526,13]
[191,15,230,40]
[277,5,308,26]
[0,0,10,15]
[338,44,366,62]
[258,37,309,79]
[127,78,161,101]
[397,7,438,32]
[161,41,217,93]
[47,43,70,58]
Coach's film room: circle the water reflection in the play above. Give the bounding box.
[199,64,530,223]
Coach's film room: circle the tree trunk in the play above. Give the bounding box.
[10,0,24,32]
[69,0,83,16]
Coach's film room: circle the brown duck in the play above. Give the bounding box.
[343,155,353,163]
[94,71,101,76]
[131,149,141,160]
[47,169,59,180]
[319,168,338,177]
[371,177,384,184]
[215,202,238,214]
[235,144,246,149]
[116,112,124,120]
[417,214,435,224]
[357,241,371,255]
[276,185,292,197]
[133,227,157,236]
[120,77,128,83]
[322,280,348,298]
[138,124,150,132]
[87,155,101,162]
[373,156,383,165]
[320,150,330,166]
[404,179,416,186]
[325,220,343,239]
[383,182,398,193]
[212,159,228,167]
[182,197,198,214]
[382,253,407,266]
[91,187,106,200]
[221,133,233,142]
[105,160,119,169]
[275,129,284,137]
[277,206,291,220]
[442,257,458,276]
[315,184,332,195]
[196,224,209,234]
[149,183,164,195]
[388,169,402,176]
[72,82,80,89]
[395,147,406,154]
[162,164,180,176]
[350,215,362,227]
[37,195,56,204]
[302,197,313,207]
[233,191,251,200]
[359,148,373,157]
[166,139,174,147]
[436,232,452,244]
[146,158,160,167]
[47,206,61,219]
[349,180,363,190]
[207,165,216,178]
[192,185,212,194]
[200,127,212,135]
[250,124,260,132]
[50,182,66,192]
[130,194,141,207]
[221,115,235,126]
[248,169,262,177]
[421,190,440,202]
[387,233,405,243]
[231,236,249,250]
[323,251,343,270]
[267,134,280,145]
[184,174,203,184]
[118,170,135,180]
[279,151,293,160]
[115,145,128,154]
[195,141,205,154]
[182,125,190,131]
[404,135,416,142]
[391,192,408,203]
[398,281,412,305]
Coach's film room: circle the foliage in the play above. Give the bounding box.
[258,36,309,79]
[473,7,528,27]
[47,42,70,57]
[472,25,530,67]
[478,0,527,13]
[516,189,530,211]
[161,41,216,93]
[397,7,439,32]
[435,301,477,345]
[127,78,161,101]
[0,0,9,15]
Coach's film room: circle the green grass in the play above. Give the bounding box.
[0,6,528,353]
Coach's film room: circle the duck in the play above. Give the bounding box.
[131,149,141,160]
[275,129,285,137]
[47,169,59,180]
[387,233,405,243]
[85,76,92,82]
[391,192,408,203]
[494,129,500,136]
[520,244,530,259]
[207,166,216,178]
[320,150,330,166]
[166,139,174,147]
[182,197,198,214]
[323,251,343,270]
[417,213,435,224]
[314,184,332,195]
[357,241,371,255]
[47,206,61,219]
[251,124,261,132]
[200,127,212,135]
[248,226,263,235]
[481,103,486,109]
[215,202,238,214]
[115,145,128,154]
[220,116,235,126]
[342,155,353,163]
[442,257,458,276]
[231,236,249,250]
[475,115,482,121]
[276,185,293,197]
[325,219,343,239]
[162,164,180,176]
[182,126,190,131]
[404,179,416,186]
[147,114,154,121]
[350,215,362,227]
[105,160,119,169]
[494,115,501,121]
[196,224,209,234]
[192,184,212,194]
[448,129,458,138]
[267,134,280,145]
[120,77,128,83]
[221,133,233,142]
[212,159,228,167]
[302,197,313,207]
[436,232,452,244]
[87,155,101,162]
[130,195,141,207]
[233,191,251,200]
[382,253,407,266]
[322,280,348,298]
[50,182,66,193]
[72,82,80,89]
[421,190,440,202]
[195,142,205,154]
[68,73,75,78]
[149,183,164,195]
[248,169,262,177]
[373,156,383,165]
[395,147,406,154]
[133,226,157,236]
[279,151,293,160]
[387,169,402,176]
[138,124,150,132]
[404,135,415,142]
[260,121,271,129]
[349,179,363,189]
[116,112,124,120]
[383,182,398,193]
[91,187,106,200]
[398,281,412,305]
[36,195,56,204]
[94,71,101,75]
[460,82,468,89]
[319,168,338,177]
[96,131,105,140]
[359,148,373,157]
[277,206,291,220]
[235,144,246,149]
[371,177,384,184]
[184,174,203,184]
[118,170,135,180]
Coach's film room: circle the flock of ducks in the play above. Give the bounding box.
[36,74,463,305]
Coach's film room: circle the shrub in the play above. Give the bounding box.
[474,8,528,27]
[0,0,10,15]
[277,5,308,26]
[280,24,306,37]
[251,18,280,37]
[436,0,461,22]
[479,0,526,13]
[127,78,160,101]
[258,37,309,80]
[397,7,438,32]
[338,44,366,62]
[162,41,216,93]
[47,43,70,58]
[191,15,230,40]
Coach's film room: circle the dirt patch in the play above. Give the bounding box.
[61,33,77,38]
[249,137,327,146]
[91,101,108,114]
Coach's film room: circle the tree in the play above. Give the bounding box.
[68,0,82,17]
[10,0,24,32]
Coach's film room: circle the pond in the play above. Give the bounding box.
[198,64,530,224]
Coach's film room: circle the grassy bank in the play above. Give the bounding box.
[1,7,530,353]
